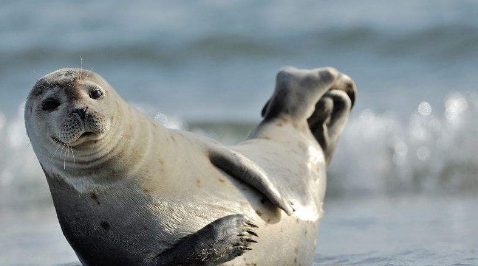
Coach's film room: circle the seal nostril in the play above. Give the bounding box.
[72,107,87,120]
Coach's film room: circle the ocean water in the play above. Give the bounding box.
[0,0,477,265]
[1,196,477,266]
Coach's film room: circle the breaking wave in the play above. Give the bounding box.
[329,91,478,197]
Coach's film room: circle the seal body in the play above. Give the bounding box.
[25,67,355,266]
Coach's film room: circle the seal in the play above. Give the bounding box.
[25,66,356,266]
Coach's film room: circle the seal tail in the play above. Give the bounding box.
[261,67,356,163]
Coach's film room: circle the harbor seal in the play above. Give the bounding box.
[25,66,356,266]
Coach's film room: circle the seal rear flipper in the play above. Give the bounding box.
[261,66,340,122]
[307,75,355,164]
[209,146,294,216]
[151,214,258,266]
[260,67,356,164]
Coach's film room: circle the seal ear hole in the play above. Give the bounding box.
[89,88,104,100]
[41,98,61,112]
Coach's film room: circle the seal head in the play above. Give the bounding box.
[26,68,113,146]
[24,68,129,181]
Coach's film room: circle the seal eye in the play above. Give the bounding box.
[42,98,61,112]
[89,89,104,100]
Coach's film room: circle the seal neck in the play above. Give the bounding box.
[43,101,171,191]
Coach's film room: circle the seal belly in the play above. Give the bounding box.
[153,134,323,265]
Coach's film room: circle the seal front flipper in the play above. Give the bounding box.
[209,146,294,216]
[151,214,258,266]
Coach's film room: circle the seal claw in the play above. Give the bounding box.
[247,230,258,237]
[245,221,259,228]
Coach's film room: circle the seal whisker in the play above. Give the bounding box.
[79,56,84,81]
[70,145,76,165]
[50,142,63,164]
[64,144,74,165]
[61,144,67,170]
[85,67,95,78]
[32,70,42,79]
[52,144,65,168]
[59,143,73,169]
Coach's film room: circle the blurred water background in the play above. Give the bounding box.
[0,0,477,265]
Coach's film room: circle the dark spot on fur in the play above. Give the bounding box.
[100,221,110,230]
[298,141,307,150]
[218,178,225,183]
[158,159,164,166]
[31,85,46,97]
[276,122,283,127]
[196,180,201,187]
[255,210,263,216]
[267,218,271,223]
[294,257,298,264]
[263,136,271,140]
[260,197,267,204]
[294,247,299,254]
[170,135,176,141]
[90,193,100,205]
[31,79,54,97]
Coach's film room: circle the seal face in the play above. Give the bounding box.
[26,69,111,146]
[25,69,130,190]
[25,67,356,266]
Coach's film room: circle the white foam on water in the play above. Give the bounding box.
[0,104,50,210]
[329,91,478,197]
[132,102,185,129]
